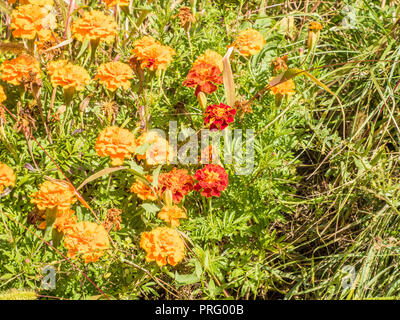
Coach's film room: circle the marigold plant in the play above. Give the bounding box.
[270,78,296,97]
[140,227,185,266]
[95,61,134,92]
[194,164,229,198]
[64,221,110,263]
[158,168,194,204]
[0,163,16,194]
[193,49,223,73]
[10,4,56,40]
[130,175,158,201]
[158,205,187,227]
[131,36,176,71]
[30,181,76,211]
[232,28,266,56]
[47,60,90,92]
[135,131,174,166]
[95,126,136,166]
[183,62,223,96]
[204,103,236,131]
[1,54,41,86]
[71,10,118,44]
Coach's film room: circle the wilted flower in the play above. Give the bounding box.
[204,103,236,131]
[1,54,41,86]
[158,168,194,204]
[140,227,185,266]
[64,221,110,263]
[194,164,228,198]
[10,4,56,40]
[271,55,288,74]
[30,180,76,211]
[0,163,16,194]
[183,62,223,96]
[177,6,195,31]
[95,126,136,166]
[95,61,134,92]
[158,205,187,227]
[308,21,323,50]
[135,131,174,166]
[130,175,158,201]
[131,36,176,71]
[231,29,266,56]
[71,10,118,44]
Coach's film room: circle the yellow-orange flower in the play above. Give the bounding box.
[11,4,56,40]
[232,29,266,56]
[35,28,60,53]
[1,54,41,86]
[193,49,223,73]
[95,126,136,166]
[0,86,6,104]
[270,78,296,97]
[0,163,16,194]
[135,131,174,166]
[104,0,129,7]
[131,36,175,71]
[309,21,323,31]
[64,221,110,263]
[47,60,90,91]
[140,227,185,266]
[158,205,187,227]
[71,10,118,43]
[95,61,134,92]
[30,180,76,211]
[130,175,157,201]
[38,208,77,235]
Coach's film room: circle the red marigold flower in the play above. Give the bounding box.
[182,62,223,96]
[194,164,228,198]
[158,168,194,204]
[204,103,236,131]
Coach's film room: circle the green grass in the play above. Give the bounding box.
[0,0,400,300]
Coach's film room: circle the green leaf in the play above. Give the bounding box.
[140,203,160,214]
[174,271,200,285]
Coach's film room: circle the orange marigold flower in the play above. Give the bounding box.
[38,208,77,235]
[309,21,323,31]
[194,164,228,198]
[95,126,136,166]
[183,62,223,96]
[232,29,266,56]
[193,49,223,73]
[135,131,174,166]
[104,0,129,7]
[95,61,134,92]
[1,54,41,86]
[158,205,186,227]
[35,28,60,53]
[130,175,158,201]
[0,85,7,104]
[204,103,236,131]
[64,221,110,263]
[11,4,56,40]
[270,78,296,97]
[158,168,194,204]
[30,180,76,211]
[140,227,185,266]
[131,36,176,71]
[71,10,118,43]
[47,60,90,91]
[0,163,16,194]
